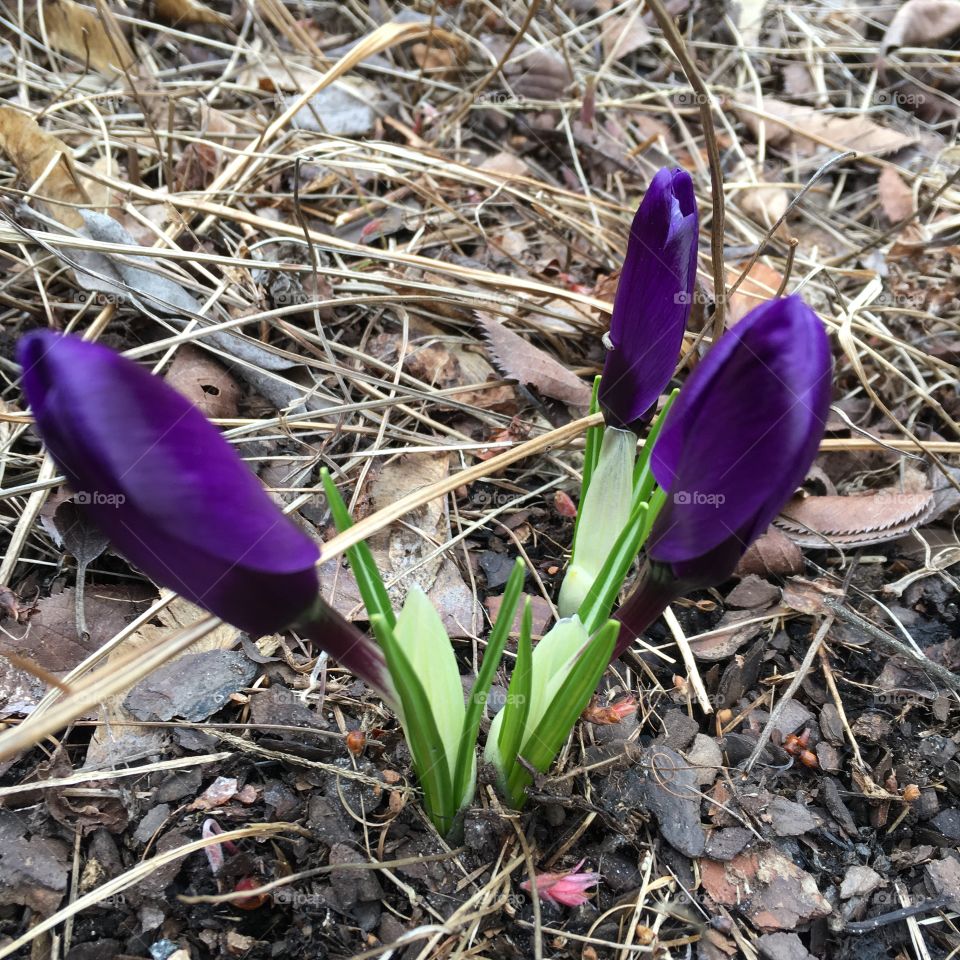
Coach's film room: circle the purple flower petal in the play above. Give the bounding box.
[19,331,394,698]
[598,167,699,430]
[648,295,832,584]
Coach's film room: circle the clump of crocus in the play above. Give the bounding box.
[613,293,832,657]
[17,331,392,700]
[558,167,697,619]
[520,859,601,908]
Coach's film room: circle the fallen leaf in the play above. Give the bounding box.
[881,0,960,55]
[291,82,379,136]
[164,345,240,420]
[154,0,230,27]
[370,318,516,412]
[410,41,459,79]
[878,166,915,222]
[30,0,134,75]
[736,98,916,156]
[775,487,936,548]
[86,595,243,767]
[479,151,530,177]
[0,106,89,228]
[40,749,129,833]
[600,12,652,60]
[0,584,154,677]
[689,608,784,661]
[737,178,789,231]
[782,62,815,98]
[700,848,832,931]
[735,527,803,578]
[780,577,844,615]
[725,575,780,609]
[725,262,783,325]
[477,311,592,408]
[501,46,572,100]
[321,454,482,637]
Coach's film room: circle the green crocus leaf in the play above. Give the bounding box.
[393,586,464,786]
[490,596,532,782]
[558,426,636,618]
[486,613,592,779]
[506,620,619,806]
[320,468,395,630]
[368,614,454,833]
[452,558,525,809]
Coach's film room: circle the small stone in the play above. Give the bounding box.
[931,808,960,841]
[133,804,171,844]
[840,865,884,900]
[657,709,699,752]
[757,932,816,960]
[771,700,814,737]
[684,734,723,788]
[944,759,960,797]
[704,827,753,861]
[920,736,958,767]
[916,788,941,821]
[816,741,841,772]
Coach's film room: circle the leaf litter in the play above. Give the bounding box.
[0,1,959,958]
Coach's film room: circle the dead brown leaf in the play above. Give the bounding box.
[154,0,230,27]
[31,0,134,75]
[725,262,783,326]
[881,0,960,55]
[736,98,916,156]
[321,454,482,638]
[164,346,240,420]
[479,152,530,178]
[86,595,242,767]
[782,62,815,98]
[601,12,652,60]
[878,166,915,222]
[1,584,155,676]
[501,47,572,101]
[0,107,89,228]
[370,319,516,412]
[775,487,936,548]
[736,174,789,232]
[477,312,592,408]
[410,41,460,80]
[780,577,844,615]
[734,526,804,578]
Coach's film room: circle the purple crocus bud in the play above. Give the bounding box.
[614,295,831,656]
[17,331,392,697]
[598,167,698,431]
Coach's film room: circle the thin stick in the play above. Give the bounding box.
[823,597,960,694]
[644,0,726,341]
[662,605,712,714]
[321,413,603,563]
